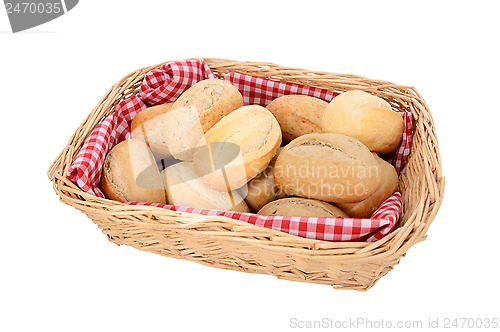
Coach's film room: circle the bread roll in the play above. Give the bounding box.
[337,153,399,218]
[162,162,249,212]
[193,105,282,191]
[100,139,166,204]
[322,90,404,154]
[165,79,243,161]
[130,103,174,160]
[244,148,287,212]
[266,95,327,143]
[258,197,348,218]
[274,133,382,203]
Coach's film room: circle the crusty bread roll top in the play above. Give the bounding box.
[274,133,383,203]
[266,95,327,143]
[322,90,404,154]
[130,103,174,160]
[337,153,399,217]
[193,105,282,191]
[162,162,249,213]
[166,79,244,161]
[100,139,166,204]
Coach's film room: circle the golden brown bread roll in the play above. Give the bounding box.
[130,103,174,160]
[244,148,287,212]
[162,162,249,212]
[266,95,327,143]
[322,90,404,154]
[274,133,383,203]
[100,139,166,204]
[165,79,243,161]
[193,105,282,191]
[337,153,399,218]
[258,197,348,218]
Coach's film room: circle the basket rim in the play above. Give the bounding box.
[48,58,445,260]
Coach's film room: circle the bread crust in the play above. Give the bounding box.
[162,162,249,213]
[130,103,174,160]
[322,90,404,154]
[258,197,348,218]
[166,79,244,161]
[266,95,327,143]
[193,105,282,191]
[100,139,166,204]
[337,153,399,217]
[274,133,383,203]
[244,148,287,212]
[100,149,128,202]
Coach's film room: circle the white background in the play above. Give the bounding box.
[1,1,499,331]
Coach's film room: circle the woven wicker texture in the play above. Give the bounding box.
[48,58,444,291]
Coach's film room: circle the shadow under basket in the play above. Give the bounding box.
[48,58,444,291]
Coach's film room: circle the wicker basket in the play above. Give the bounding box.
[48,58,444,291]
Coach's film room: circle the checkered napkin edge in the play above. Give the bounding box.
[66,59,412,242]
[128,191,401,243]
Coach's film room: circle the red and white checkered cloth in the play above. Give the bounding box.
[128,191,401,242]
[67,59,412,242]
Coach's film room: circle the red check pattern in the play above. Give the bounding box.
[67,59,412,242]
[67,95,147,196]
[139,59,216,106]
[386,112,413,173]
[223,72,339,106]
[127,191,400,242]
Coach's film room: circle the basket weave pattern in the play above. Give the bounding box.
[48,59,444,290]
